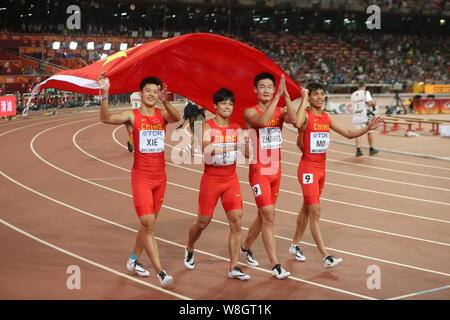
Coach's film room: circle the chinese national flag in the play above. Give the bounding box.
[34,33,302,127]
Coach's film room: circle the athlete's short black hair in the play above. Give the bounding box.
[140,77,163,91]
[306,82,326,94]
[358,81,366,88]
[213,88,235,104]
[254,72,276,87]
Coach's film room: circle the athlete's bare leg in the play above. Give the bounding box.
[138,213,163,273]
[258,205,279,267]
[186,214,212,251]
[225,209,243,270]
[368,132,374,148]
[131,211,160,259]
[292,202,308,244]
[241,211,262,250]
[306,203,329,258]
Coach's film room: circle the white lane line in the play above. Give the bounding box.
[108,125,450,239]
[386,285,450,300]
[281,145,450,181]
[328,149,450,172]
[165,161,450,247]
[117,126,450,275]
[279,159,450,193]
[0,172,375,300]
[87,177,131,181]
[283,124,450,171]
[9,124,376,300]
[0,217,191,300]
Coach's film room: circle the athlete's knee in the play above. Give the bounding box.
[196,217,211,230]
[228,216,242,233]
[259,208,275,227]
[307,205,321,221]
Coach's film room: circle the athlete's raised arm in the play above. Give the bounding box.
[330,115,384,139]
[98,71,133,125]
[294,88,309,131]
[158,83,181,123]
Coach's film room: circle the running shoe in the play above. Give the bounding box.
[369,147,379,156]
[228,266,250,281]
[184,249,195,270]
[323,255,343,268]
[356,148,364,157]
[289,244,306,262]
[126,259,150,277]
[272,264,290,279]
[240,247,259,267]
[157,270,173,287]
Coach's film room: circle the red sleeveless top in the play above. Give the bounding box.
[132,108,166,172]
[204,119,239,176]
[298,109,330,164]
[248,105,283,172]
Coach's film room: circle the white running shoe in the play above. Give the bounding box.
[126,259,150,277]
[157,270,173,287]
[323,255,343,268]
[272,264,290,280]
[228,267,250,281]
[289,244,306,262]
[184,249,195,270]
[240,247,259,267]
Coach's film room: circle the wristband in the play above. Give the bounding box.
[101,95,109,100]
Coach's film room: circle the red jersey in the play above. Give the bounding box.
[204,119,239,176]
[299,109,330,164]
[248,105,284,172]
[132,108,166,171]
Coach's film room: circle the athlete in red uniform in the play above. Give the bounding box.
[290,83,383,268]
[184,88,251,280]
[97,71,181,286]
[240,73,297,280]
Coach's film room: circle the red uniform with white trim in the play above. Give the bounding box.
[298,109,330,206]
[248,105,283,208]
[131,108,167,216]
[198,119,242,216]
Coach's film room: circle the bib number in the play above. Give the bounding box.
[211,143,237,166]
[259,127,282,150]
[252,184,262,197]
[139,130,165,153]
[303,173,313,184]
[310,132,329,154]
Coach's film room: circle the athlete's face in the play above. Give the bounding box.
[214,99,234,118]
[140,83,160,106]
[309,89,326,109]
[254,79,275,103]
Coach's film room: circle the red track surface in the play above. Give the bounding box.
[1,107,449,300]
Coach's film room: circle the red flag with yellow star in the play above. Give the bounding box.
[34,33,301,127]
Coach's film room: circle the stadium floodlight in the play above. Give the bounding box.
[52,41,60,50]
[87,42,95,50]
[69,41,78,50]
[120,43,128,51]
[103,43,112,50]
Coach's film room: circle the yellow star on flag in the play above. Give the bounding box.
[101,46,138,66]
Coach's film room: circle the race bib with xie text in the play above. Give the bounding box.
[139,130,165,153]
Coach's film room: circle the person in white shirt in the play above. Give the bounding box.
[351,82,379,156]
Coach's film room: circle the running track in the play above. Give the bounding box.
[0,106,449,300]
